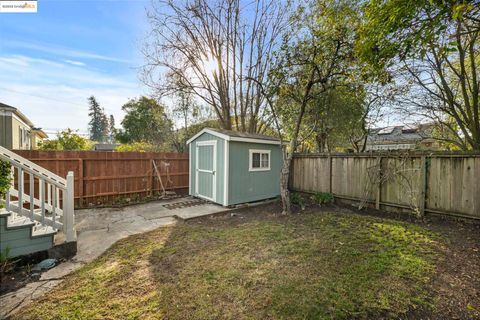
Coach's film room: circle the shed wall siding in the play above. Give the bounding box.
[228,142,281,205]
[189,132,225,204]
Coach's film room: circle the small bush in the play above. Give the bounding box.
[39,129,94,151]
[115,142,157,152]
[290,192,306,209]
[311,192,334,205]
[0,160,11,206]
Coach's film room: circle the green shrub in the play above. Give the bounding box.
[39,129,94,151]
[0,160,11,200]
[311,192,334,205]
[115,142,156,152]
[290,192,305,208]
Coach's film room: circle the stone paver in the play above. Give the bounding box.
[0,197,227,319]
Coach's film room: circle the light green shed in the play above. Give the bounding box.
[187,128,282,206]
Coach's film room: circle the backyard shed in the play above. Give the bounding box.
[187,128,282,206]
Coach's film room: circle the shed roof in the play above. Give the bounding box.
[187,128,281,145]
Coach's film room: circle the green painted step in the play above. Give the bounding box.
[0,210,56,258]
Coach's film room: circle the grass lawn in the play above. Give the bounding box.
[16,210,443,319]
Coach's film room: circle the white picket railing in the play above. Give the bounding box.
[0,146,76,242]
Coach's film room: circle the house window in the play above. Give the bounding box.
[19,128,23,148]
[249,149,270,171]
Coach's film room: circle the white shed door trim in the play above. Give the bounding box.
[195,140,217,202]
[223,139,229,206]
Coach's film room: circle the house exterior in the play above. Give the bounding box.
[93,143,119,151]
[0,103,48,150]
[365,124,438,151]
[187,128,282,206]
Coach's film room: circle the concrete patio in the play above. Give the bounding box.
[0,197,228,318]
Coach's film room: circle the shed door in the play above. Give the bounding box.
[195,141,216,201]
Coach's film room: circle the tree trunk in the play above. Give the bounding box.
[280,146,291,215]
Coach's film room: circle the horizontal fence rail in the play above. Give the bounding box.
[291,152,480,220]
[13,150,189,208]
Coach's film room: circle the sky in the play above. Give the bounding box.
[0,0,152,137]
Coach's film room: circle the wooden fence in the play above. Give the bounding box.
[13,150,189,208]
[291,153,480,220]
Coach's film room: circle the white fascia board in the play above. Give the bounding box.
[12,113,32,129]
[186,127,282,145]
[229,136,281,145]
[186,128,229,144]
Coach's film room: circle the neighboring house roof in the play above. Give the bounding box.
[32,128,48,139]
[187,128,282,145]
[367,124,433,145]
[0,103,48,138]
[0,102,35,127]
[93,143,119,151]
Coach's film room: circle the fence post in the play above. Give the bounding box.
[288,156,294,190]
[328,155,332,194]
[376,156,382,209]
[64,171,76,242]
[149,158,154,196]
[78,159,84,207]
[418,156,427,217]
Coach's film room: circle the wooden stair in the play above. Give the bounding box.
[0,209,56,257]
[0,145,76,259]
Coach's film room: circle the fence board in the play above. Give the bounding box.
[13,150,189,208]
[293,153,480,220]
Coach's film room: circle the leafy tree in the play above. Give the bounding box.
[257,0,360,214]
[88,96,109,142]
[116,97,173,147]
[39,129,93,151]
[358,0,480,150]
[291,86,367,152]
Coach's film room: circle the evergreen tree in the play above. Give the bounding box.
[109,115,116,143]
[88,96,108,142]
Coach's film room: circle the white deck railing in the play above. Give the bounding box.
[0,146,76,242]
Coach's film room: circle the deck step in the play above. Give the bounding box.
[0,214,57,257]
[32,225,57,238]
[0,208,11,217]
[7,216,36,229]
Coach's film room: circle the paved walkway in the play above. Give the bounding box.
[0,197,228,319]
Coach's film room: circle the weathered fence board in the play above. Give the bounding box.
[292,153,480,220]
[13,150,189,208]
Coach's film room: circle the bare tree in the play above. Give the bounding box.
[142,0,290,133]
[396,14,480,150]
